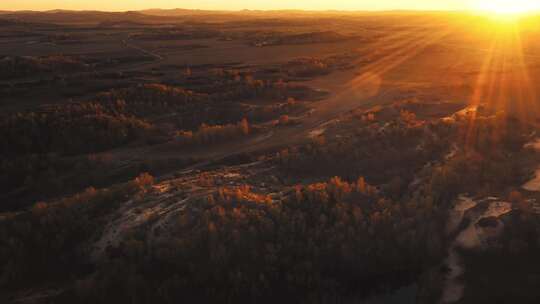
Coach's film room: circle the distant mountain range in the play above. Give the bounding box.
[0,8,466,26]
[0,10,183,25]
[0,9,325,25]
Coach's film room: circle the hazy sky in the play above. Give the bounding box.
[1,0,479,12]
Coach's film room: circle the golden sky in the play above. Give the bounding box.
[1,0,483,12]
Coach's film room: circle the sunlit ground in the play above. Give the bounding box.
[341,5,540,149]
[463,13,540,147]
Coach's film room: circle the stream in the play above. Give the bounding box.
[357,139,540,303]
[440,196,512,303]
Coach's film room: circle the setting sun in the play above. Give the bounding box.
[473,0,540,15]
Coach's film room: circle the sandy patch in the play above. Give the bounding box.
[523,167,540,192]
[524,139,540,152]
[308,128,326,138]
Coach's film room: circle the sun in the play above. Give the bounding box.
[473,0,540,15]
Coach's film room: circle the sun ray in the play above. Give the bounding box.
[349,27,454,89]
[462,12,540,151]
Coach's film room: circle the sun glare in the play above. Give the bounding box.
[473,0,540,16]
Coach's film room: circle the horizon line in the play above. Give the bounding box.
[0,7,471,14]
